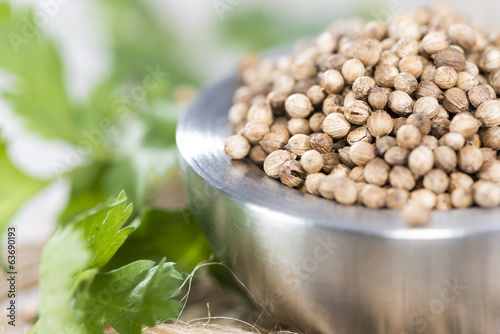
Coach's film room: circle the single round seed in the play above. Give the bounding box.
[480,147,497,162]
[266,91,288,116]
[386,188,410,210]
[450,112,481,139]
[448,23,477,50]
[364,158,390,186]
[409,145,434,177]
[384,146,409,166]
[389,166,416,190]
[458,145,484,174]
[480,126,500,150]
[322,94,344,115]
[432,47,466,71]
[309,112,326,132]
[415,81,444,100]
[455,71,477,92]
[421,31,450,54]
[286,134,311,157]
[434,146,458,172]
[421,135,439,150]
[350,142,377,166]
[367,110,393,138]
[354,37,383,66]
[477,160,500,182]
[303,173,327,196]
[435,193,452,211]
[397,124,422,149]
[310,133,333,154]
[260,132,288,154]
[451,188,474,209]
[353,76,376,99]
[285,94,314,118]
[376,136,397,156]
[430,117,451,138]
[349,166,365,182]
[413,96,440,118]
[364,21,387,40]
[394,72,418,94]
[388,91,414,115]
[379,50,400,66]
[473,180,500,207]
[242,122,270,144]
[224,135,251,159]
[402,203,432,227]
[322,113,351,138]
[347,126,373,145]
[360,184,387,209]
[249,145,268,165]
[320,70,345,94]
[280,160,306,188]
[318,175,337,199]
[443,88,469,113]
[322,152,340,173]
[287,118,311,135]
[301,150,324,173]
[468,84,496,108]
[330,163,351,178]
[399,55,424,78]
[423,169,450,194]
[367,86,388,110]
[339,146,357,168]
[450,172,475,191]
[342,58,366,85]
[316,31,337,53]
[433,66,458,89]
[344,100,372,125]
[407,113,431,136]
[410,189,437,210]
[479,47,500,72]
[421,65,437,81]
[228,103,249,125]
[375,64,399,87]
[307,85,326,106]
[476,100,500,127]
[439,132,465,150]
[332,176,359,204]
[263,150,294,179]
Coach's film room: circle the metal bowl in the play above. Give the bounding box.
[176,71,500,334]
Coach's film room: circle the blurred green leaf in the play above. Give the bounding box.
[0,141,47,260]
[80,258,182,334]
[73,190,134,269]
[35,225,91,334]
[106,208,212,274]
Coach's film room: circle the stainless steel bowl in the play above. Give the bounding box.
[177,71,500,334]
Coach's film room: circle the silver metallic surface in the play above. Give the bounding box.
[177,72,500,334]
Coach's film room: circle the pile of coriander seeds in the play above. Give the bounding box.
[224,5,500,226]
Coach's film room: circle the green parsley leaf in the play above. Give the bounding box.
[80,258,182,334]
[73,190,134,269]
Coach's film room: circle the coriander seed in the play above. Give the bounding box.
[354,37,383,66]
[385,146,410,166]
[344,100,372,125]
[432,47,466,71]
[375,64,399,87]
[480,126,500,150]
[376,136,397,156]
[386,188,410,209]
[320,70,345,94]
[353,76,376,99]
[349,142,377,166]
[286,134,311,156]
[388,91,414,115]
[322,94,344,115]
[364,158,390,186]
[242,122,270,144]
[307,85,326,106]
[260,132,288,153]
[389,165,416,190]
[263,150,294,179]
[413,96,440,118]
[468,84,496,108]
[475,100,500,127]
[407,113,431,136]
[287,118,311,135]
[473,180,500,207]
[301,150,324,173]
[394,72,418,94]
[303,173,327,196]
[451,188,474,208]
[228,103,249,125]
[310,133,333,154]
[309,112,326,132]
[339,146,357,168]
[330,176,359,204]
[410,189,437,209]
[397,124,422,149]
[477,160,500,182]
[443,87,469,113]
[224,135,251,159]
[434,146,458,172]
[367,110,393,137]
[342,58,366,84]
[421,31,450,54]
[285,94,314,118]
[435,193,452,210]
[322,113,351,138]
[458,145,484,174]
[399,55,424,78]
[455,71,477,92]
[449,112,481,138]
[367,86,388,110]
[415,80,444,100]
[349,166,365,182]
[347,126,373,145]
[433,66,458,89]
[450,172,475,191]
[402,203,432,227]
[360,184,387,209]
[439,132,465,150]
[249,145,268,165]
[322,152,340,173]
[423,169,450,194]
[280,160,306,188]
[409,145,434,176]
[421,135,439,150]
